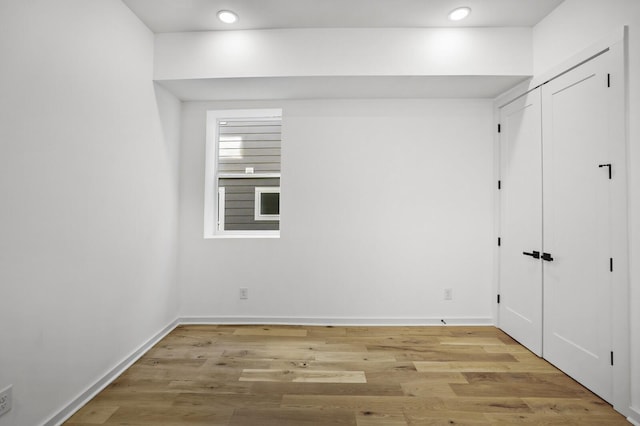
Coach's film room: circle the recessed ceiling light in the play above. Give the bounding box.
[448,7,471,21]
[217,10,238,24]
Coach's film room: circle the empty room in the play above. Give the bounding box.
[0,0,639,425]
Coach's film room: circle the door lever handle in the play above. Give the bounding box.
[522,250,540,259]
[541,252,554,262]
[598,164,612,179]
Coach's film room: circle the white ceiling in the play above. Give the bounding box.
[123,0,564,33]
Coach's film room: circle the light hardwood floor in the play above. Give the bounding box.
[65,325,629,425]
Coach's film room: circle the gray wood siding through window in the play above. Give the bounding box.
[218,120,281,174]
[219,177,280,231]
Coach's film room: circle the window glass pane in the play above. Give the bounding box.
[260,192,280,215]
[216,117,281,232]
[205,108,282,237]
[219,179,280,230]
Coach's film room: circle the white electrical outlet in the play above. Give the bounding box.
[444,288,453,300]
[239,288,249,299]
[0,385,12,417]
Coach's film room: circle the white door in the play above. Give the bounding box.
[498,89,543,356]
[541,51,613,402]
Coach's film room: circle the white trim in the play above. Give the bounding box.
[628,407,640,426]
[217,186,225,231]
[607,38,631,419]
[203,112,218,238]
[254,186,280,221]
[210,232,280,239]
[531,26,625,90]
[495,26,626,108]
[43,319,179,426]
[218,173,281,179]
[179,316,494,327]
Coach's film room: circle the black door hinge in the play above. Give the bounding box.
[498,124,501,133]
[498,237,501,246]
[611,351,614,366]
[610,258,613,272]
[498,180,501,190]
[497,294,501,304]
[607,73,611,88]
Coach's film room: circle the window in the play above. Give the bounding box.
[204,109,282,238]
[254,187,280,221]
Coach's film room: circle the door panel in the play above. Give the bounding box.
[498,90,543,356]
[541,51,612,402]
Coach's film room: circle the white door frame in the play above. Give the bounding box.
[493,27,630,417]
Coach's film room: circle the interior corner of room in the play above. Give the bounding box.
[0,0,639,425]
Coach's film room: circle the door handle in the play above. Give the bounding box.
[541,252,554,262]
[523,250,540,259]
[598,163,612,179]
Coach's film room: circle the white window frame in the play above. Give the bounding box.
[254,187,281,221]
[204,108,282,239]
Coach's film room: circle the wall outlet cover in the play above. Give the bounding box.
[239,288,249,299]
[444,288,453,300]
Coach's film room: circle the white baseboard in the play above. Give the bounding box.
[43,319,179,426]
[180,316,494,326]
[628,406,640,426]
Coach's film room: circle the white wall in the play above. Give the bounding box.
[178,99,494,323]
[533,0,640,422]
[6,0,636,423]
[0,1,181,425]
[154,27,532,80]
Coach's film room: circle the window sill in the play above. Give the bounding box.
[205,233,280,239]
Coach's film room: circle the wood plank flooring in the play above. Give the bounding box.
[65,325,629,425]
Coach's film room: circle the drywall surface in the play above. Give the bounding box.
[155,27,532,80]
[534,0,640,421]
[0,1,181,425]
[178,99,494,323]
